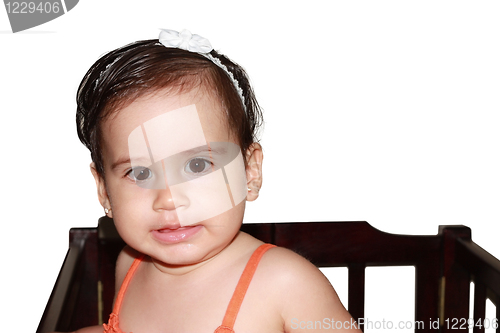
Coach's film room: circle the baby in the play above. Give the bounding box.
[68,29,360,333]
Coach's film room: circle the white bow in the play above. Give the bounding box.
[159,29,213,54]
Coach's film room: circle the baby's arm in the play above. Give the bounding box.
[266,248,361,333]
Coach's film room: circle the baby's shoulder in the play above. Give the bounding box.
[114,245,142,293]
[261,245,327,275]
[258,245,333,292]
[257,246,357,331]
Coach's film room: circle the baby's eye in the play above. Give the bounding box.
[185,158,212,174]
[127,166,152,181]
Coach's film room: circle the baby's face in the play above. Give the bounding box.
[126,103,248,226]
[97,87,249,265]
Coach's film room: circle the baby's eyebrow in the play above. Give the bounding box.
[111,156,149,170]
[178,144,228,156]
[111,157,132,171]
[113,145,229,170]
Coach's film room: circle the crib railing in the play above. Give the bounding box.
[37,219,500,333]
[441,226,500,333]
[241,222,444,331]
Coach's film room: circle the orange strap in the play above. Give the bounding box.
[215,244,276,333]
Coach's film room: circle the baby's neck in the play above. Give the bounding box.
[150,248,223,276]
[148,231,250,276]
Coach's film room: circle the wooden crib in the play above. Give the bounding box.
[37,217,500,333]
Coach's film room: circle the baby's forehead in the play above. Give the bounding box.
[100,87,239,165]
[128,104,207,165]
[106,87,225,131]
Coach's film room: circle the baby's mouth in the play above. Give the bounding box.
[152,225,203,243]
[157,227,184,232]
[156,223,200,232]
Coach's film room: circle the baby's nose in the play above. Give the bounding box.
[152,186,177,212]
[152,161,177,211]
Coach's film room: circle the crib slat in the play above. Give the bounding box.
[348,264,365,332]
[36,242,83,333]
[414,260,441,332]
[441,226,472,333]
[473,282,486,333]
[496,302,499,333]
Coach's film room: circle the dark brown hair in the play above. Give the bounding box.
[76,39,262,178]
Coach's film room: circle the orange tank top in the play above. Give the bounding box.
[103,244,276,333]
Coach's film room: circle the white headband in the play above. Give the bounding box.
[158,29,246,113]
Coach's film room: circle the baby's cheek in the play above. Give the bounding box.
[172,170,233,227]
[112,210,144,238]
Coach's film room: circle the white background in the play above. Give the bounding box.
[1,1,499,332]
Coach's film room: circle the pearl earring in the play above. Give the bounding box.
[104,207,111,215]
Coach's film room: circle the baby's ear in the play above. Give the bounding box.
[245,143,263,201]
[90,163,113,218]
